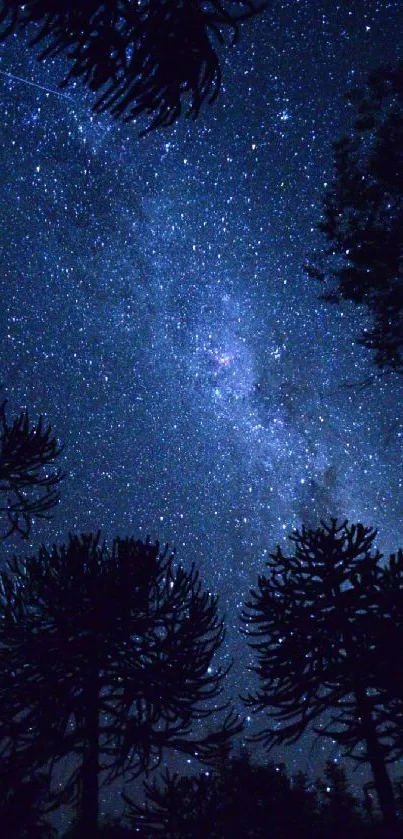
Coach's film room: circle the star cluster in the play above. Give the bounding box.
[1,0,403,817]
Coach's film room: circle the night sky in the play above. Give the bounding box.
[1,0,403,826]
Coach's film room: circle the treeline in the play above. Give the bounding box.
[1,402,403,836]
[69,754,403,839]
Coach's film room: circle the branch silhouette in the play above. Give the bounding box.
[0,399,63,538]
[242,519,403,829]
[0,0,265,133]
[306,62,403,372]
[0,533,240,833]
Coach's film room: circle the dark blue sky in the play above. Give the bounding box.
[1,0,403,824]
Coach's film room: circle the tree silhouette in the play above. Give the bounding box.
[0,398,63,538]
[124,768,219,837]
[126,751,319,838]
[0,0,264,134]
[315,760,360,838]
[361,549,403,760]
[306,63,403,373]
[0,533,240,834]
[241,519,402,829]
[64,816,133,838]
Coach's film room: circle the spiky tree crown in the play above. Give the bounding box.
[241,520,390,752]
[0,534,240,807]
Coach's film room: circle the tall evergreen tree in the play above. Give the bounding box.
[0,533,240,834]
[306,63,403,373]
[241,519,403,829]
[0,0,264,133]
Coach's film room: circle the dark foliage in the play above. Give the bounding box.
[242,519,403,827]
[64,817,134,838]
[123,750,396,839]
[361,549,403,761]
[306,63,403,372]
[0,533,240,833]
[315,760,360,838]
[125,752,319,838]
[0,399,63,538]
[0,0,264,133]
[0,770,56,838]
[124,768,220,837]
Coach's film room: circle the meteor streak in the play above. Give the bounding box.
[0,69,74,100]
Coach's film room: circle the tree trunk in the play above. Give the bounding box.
[80,662,99,833]
[340,596,397,829]
[354,682,397,827]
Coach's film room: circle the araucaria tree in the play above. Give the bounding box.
[0,534,239,833]
[306,63,403,372]
[0,0,263,133]
[242,519,403,829]
[0,399,63,538]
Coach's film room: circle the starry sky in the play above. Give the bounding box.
[1,0,403,817]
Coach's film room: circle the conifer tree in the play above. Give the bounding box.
[0,533,240,833]
[242,519,403,829]
[306,63,403,373]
